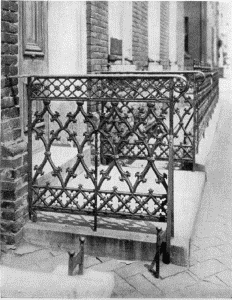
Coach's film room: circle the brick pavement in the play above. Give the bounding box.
[1,78,232,298]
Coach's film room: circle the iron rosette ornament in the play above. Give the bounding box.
[171,75,189,95]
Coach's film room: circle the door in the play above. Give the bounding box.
[19,1,48,153]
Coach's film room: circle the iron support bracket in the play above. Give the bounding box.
[147,227,167,278]
[68,237,85,276]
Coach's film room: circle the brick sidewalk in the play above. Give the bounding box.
[1,78,232,298]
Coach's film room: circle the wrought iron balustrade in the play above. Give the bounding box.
[99,70,219,169]
[4,68,219,276]
[25,74,191,261]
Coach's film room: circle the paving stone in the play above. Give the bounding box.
[216,270,232,287]
[179,281,232,298]
[142,269,162,287]
[193,224,222,239]
[204,274,228,287]
[217,255,232,270]
[84,256,101,268]
[193,228,219,239]
[14,244,44,255]
[1,253,18,266]
[217,243,232,254]
[159,263,186,279]
[219,234,232,245]
[186,270,200,282]
[190,244,199,252]
[141,262,186,280]
[49,249,64,257]
[95,256,111,263]
[122,290,144,298]
[189,257,199,266]
[35,258,58,273]
[189,259,227,279]
[90,259,126,272]
[164,289,186,298]
[13,249,53,265]
[112,274,136,297]
[42,252,69,272]
[22,263,45,273]
[51,252,68,263]
[191,246,224,262]
[147,271,197,294]
[0,254,42,272]
[0,253,38,270]
[192,236,224,249]
[114,261,147,279]
[126,274,164,297]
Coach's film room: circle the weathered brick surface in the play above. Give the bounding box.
[160,2,170,69]
[132,2,148,70]
[1,184,27,202]
[3,227,24,245]
[1,1,28,246]
[86,1,108,73]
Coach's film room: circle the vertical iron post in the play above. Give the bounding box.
[169,81,174,239]
[163,78,174,264]
[94,117,98,231]
[196,74,200,155]
[192,74,197,170]
[27,77,33,220]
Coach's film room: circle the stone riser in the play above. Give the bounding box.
[23,221,188,266]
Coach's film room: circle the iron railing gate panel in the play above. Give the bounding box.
[27,75,188,235]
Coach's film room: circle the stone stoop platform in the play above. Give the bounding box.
[23,170,206,267]
[195,97,222,166]
[24,98,222,268]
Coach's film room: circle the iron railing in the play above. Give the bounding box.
[25,74,192,265]
[99,70,219,169]
[27,74,190,232]
[3,69,219,268]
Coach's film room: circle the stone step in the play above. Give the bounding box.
[24,215,166,262]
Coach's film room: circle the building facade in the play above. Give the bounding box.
[184,1,219,68]
[1,1,219,245]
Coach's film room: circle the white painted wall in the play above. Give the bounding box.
[148,1,160,61]
[169,1,178,70]
[148,1,163,71]
[108,1,133,63]
[47,2,88,152]
[48,1,87,75]
[122,1,132,61]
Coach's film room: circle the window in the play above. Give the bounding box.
[22,1,45,57]
[108,1,132,64]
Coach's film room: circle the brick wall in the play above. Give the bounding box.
[1,0,28,245]
[86,1,108,73]
[132,2,148,70]
[160,2,170,69]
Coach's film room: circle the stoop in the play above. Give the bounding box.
[23,169,206,267]
[23,82,222,268]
